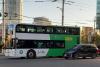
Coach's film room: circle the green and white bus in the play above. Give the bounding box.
[4,23,80,59]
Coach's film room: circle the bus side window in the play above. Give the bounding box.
[36,26,42,33]
[36,26,46,33]
[54,27,64,34]
[46,27,53,33]
[55,42,62,48]
[46,41,50,48]
[17,40,24,48]
[49,41,54,48]
[16,26,26,32]
[54,41,64,48]
[65,28,69,34]
[27,27,36,33]
[32,41,37,48]
[20,28,25,32]
[37,41,43,48]
[41,27,46,33]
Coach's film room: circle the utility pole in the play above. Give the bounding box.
[62,0,65,26]
[2,0,5,44]
[56,0,74,26]
[35,0,74,26]
[35,0,65,26]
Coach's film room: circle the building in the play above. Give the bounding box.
[4,0,23,24]
[2,0,23,43]
[34,17,52,25]
[96,0,100,35]
[97,0,100,29]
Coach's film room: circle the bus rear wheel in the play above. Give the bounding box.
[27,50,36,59]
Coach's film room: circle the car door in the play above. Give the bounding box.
[79,46,88,56]
[88,46,96,54]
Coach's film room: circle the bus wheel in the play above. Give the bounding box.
[27,50,36,59]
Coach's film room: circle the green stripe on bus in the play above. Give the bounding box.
[46,34,80,56]
[47,49,65,56]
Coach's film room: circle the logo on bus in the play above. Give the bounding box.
[19,50,23,54]
[65,37,73,42]
[37,50,45,54]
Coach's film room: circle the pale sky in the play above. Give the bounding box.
[0,0,96,27]
[23,0,96,27]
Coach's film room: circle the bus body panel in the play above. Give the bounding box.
[47,49,65,56]
[47,34,79,56]
[4,49,49,57]
[5,49,16,57]
[16,33,50,40]
[50,34,79,49]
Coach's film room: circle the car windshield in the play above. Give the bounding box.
[71,45,81,51]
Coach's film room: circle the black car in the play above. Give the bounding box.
[64,44,97,59]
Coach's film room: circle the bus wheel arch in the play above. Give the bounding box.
[26,49,36,59]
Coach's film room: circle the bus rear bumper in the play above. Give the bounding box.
[4,49,16,57]
[4,49,27,58]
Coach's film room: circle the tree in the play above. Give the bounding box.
[94,33,100,48]
[81,34,88,44]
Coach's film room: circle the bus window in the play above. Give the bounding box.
[46,27,53,33]
[27,26,36,33]
[17,40,24,48]
[48,41,55,48]
[38,42,43,48]
[36,26,45,33]
[54,27,64,34]
[71,28,77,35]
[37,41,46,48]
[65,28,70,34]
[16,25,26,32]
[46,41,50,48]
[32,41,38,48]
[55,41,65,48]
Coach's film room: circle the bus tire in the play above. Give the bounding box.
[27,49,36,59]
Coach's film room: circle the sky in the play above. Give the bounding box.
[0,0,96,27]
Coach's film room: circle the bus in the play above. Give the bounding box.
[3,23,80,59]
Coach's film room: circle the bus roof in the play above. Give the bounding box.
[11,23,80,28]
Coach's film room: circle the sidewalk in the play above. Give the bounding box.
[0,53,4,56]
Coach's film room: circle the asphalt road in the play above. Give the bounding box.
[0,56,100,67]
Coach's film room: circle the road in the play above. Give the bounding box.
[0,56,100,67]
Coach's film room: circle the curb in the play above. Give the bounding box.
[0,53,4,56]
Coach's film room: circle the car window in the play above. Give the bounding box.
[89,46,96,50]
[73,45,81,49]
[79,47,85,51]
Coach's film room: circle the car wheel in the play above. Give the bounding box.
[64,57,69,59]
[27,50,36,59]
[91,54,96,59]
[64,53,69,59]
